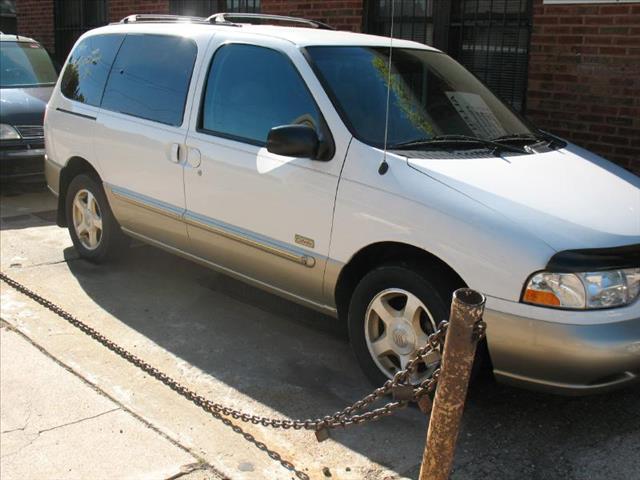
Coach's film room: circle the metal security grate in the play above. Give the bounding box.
[365,0,533,112]
[0,0,17,35]
[53,0,108,64]
[365,0,436,45]
[169,0,260,17]
[447,0,533,112]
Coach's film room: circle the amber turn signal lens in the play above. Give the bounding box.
[523,289,561,307]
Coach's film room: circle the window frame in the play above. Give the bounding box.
[196,42,335,158]
[99,33,199,128]
[59,33,125,108]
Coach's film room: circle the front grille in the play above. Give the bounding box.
[15,125,44,139]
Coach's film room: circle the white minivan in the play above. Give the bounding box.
[44,14,640,395]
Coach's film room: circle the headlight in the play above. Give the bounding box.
[523,268,640,309]
[0,124,21,140]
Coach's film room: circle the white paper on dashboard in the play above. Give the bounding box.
[446,92,507,139]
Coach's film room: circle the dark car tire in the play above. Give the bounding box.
[65,173,129,263]
[348,262,489,387]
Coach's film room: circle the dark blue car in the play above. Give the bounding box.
[1,34,57,181]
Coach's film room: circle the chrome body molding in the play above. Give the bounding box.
[121,226,337,316]
[105,182,337,307]
[106,182,320,269]
[108,184,183,220]
[184,211,316,268]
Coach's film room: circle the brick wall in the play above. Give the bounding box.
[16,0,54,54]
[527,0,640,174]
[109,0,170,23]
[14,0,171,55]
[261,0,363,32]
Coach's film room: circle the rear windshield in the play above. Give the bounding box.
[0,41,57,88]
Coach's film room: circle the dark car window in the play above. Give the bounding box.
[307,46,535,148]
[60,34,124,106]
[0,41,57,88]
[200,44,322,145]
[101,34,197,126]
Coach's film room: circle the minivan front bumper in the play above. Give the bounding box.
[485,297,640,395]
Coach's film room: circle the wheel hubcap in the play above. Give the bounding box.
[364,288,440,383]
[72,189,103,250]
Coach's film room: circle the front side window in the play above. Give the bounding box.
[60,34,123,106]
[101,34,197,126]
[1,41,57,88]
[201,44,322,145]
[306,46,536,148]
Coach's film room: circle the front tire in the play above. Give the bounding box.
[348,263,451,387]
[65,173,129,263]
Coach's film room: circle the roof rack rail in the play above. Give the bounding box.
[208,13,335,30]
[118,14,209,24]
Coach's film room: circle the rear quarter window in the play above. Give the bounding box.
[101,34,197,126]
[60,34,124,106]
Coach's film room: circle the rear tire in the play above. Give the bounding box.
[65,173,129,263]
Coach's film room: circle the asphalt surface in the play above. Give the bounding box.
[1,182,639,480]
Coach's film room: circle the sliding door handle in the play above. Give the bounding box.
[169,143,181,164]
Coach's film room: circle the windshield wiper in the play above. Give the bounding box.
[391,134,527,154]
[492,133,547,143]
[493,132,563,150]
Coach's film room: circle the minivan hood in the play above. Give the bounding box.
[407,144,640,252]
[0,86,54,125]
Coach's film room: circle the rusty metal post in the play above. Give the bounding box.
[419,288,486,480]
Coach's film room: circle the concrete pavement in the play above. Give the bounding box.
[0,323,214,480]
[1,185,639,480]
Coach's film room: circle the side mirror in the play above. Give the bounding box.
[266,125,319,159]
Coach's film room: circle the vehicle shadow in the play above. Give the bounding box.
[64,243,640,479]
[0,210,57,231]
[0,182,57,231]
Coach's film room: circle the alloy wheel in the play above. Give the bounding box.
[364,288,440,383]
[72,189,103,250]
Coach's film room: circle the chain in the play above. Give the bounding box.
[0,271,471,437]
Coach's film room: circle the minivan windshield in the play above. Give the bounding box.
[306,46,537,148]
[0,41,57,88]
